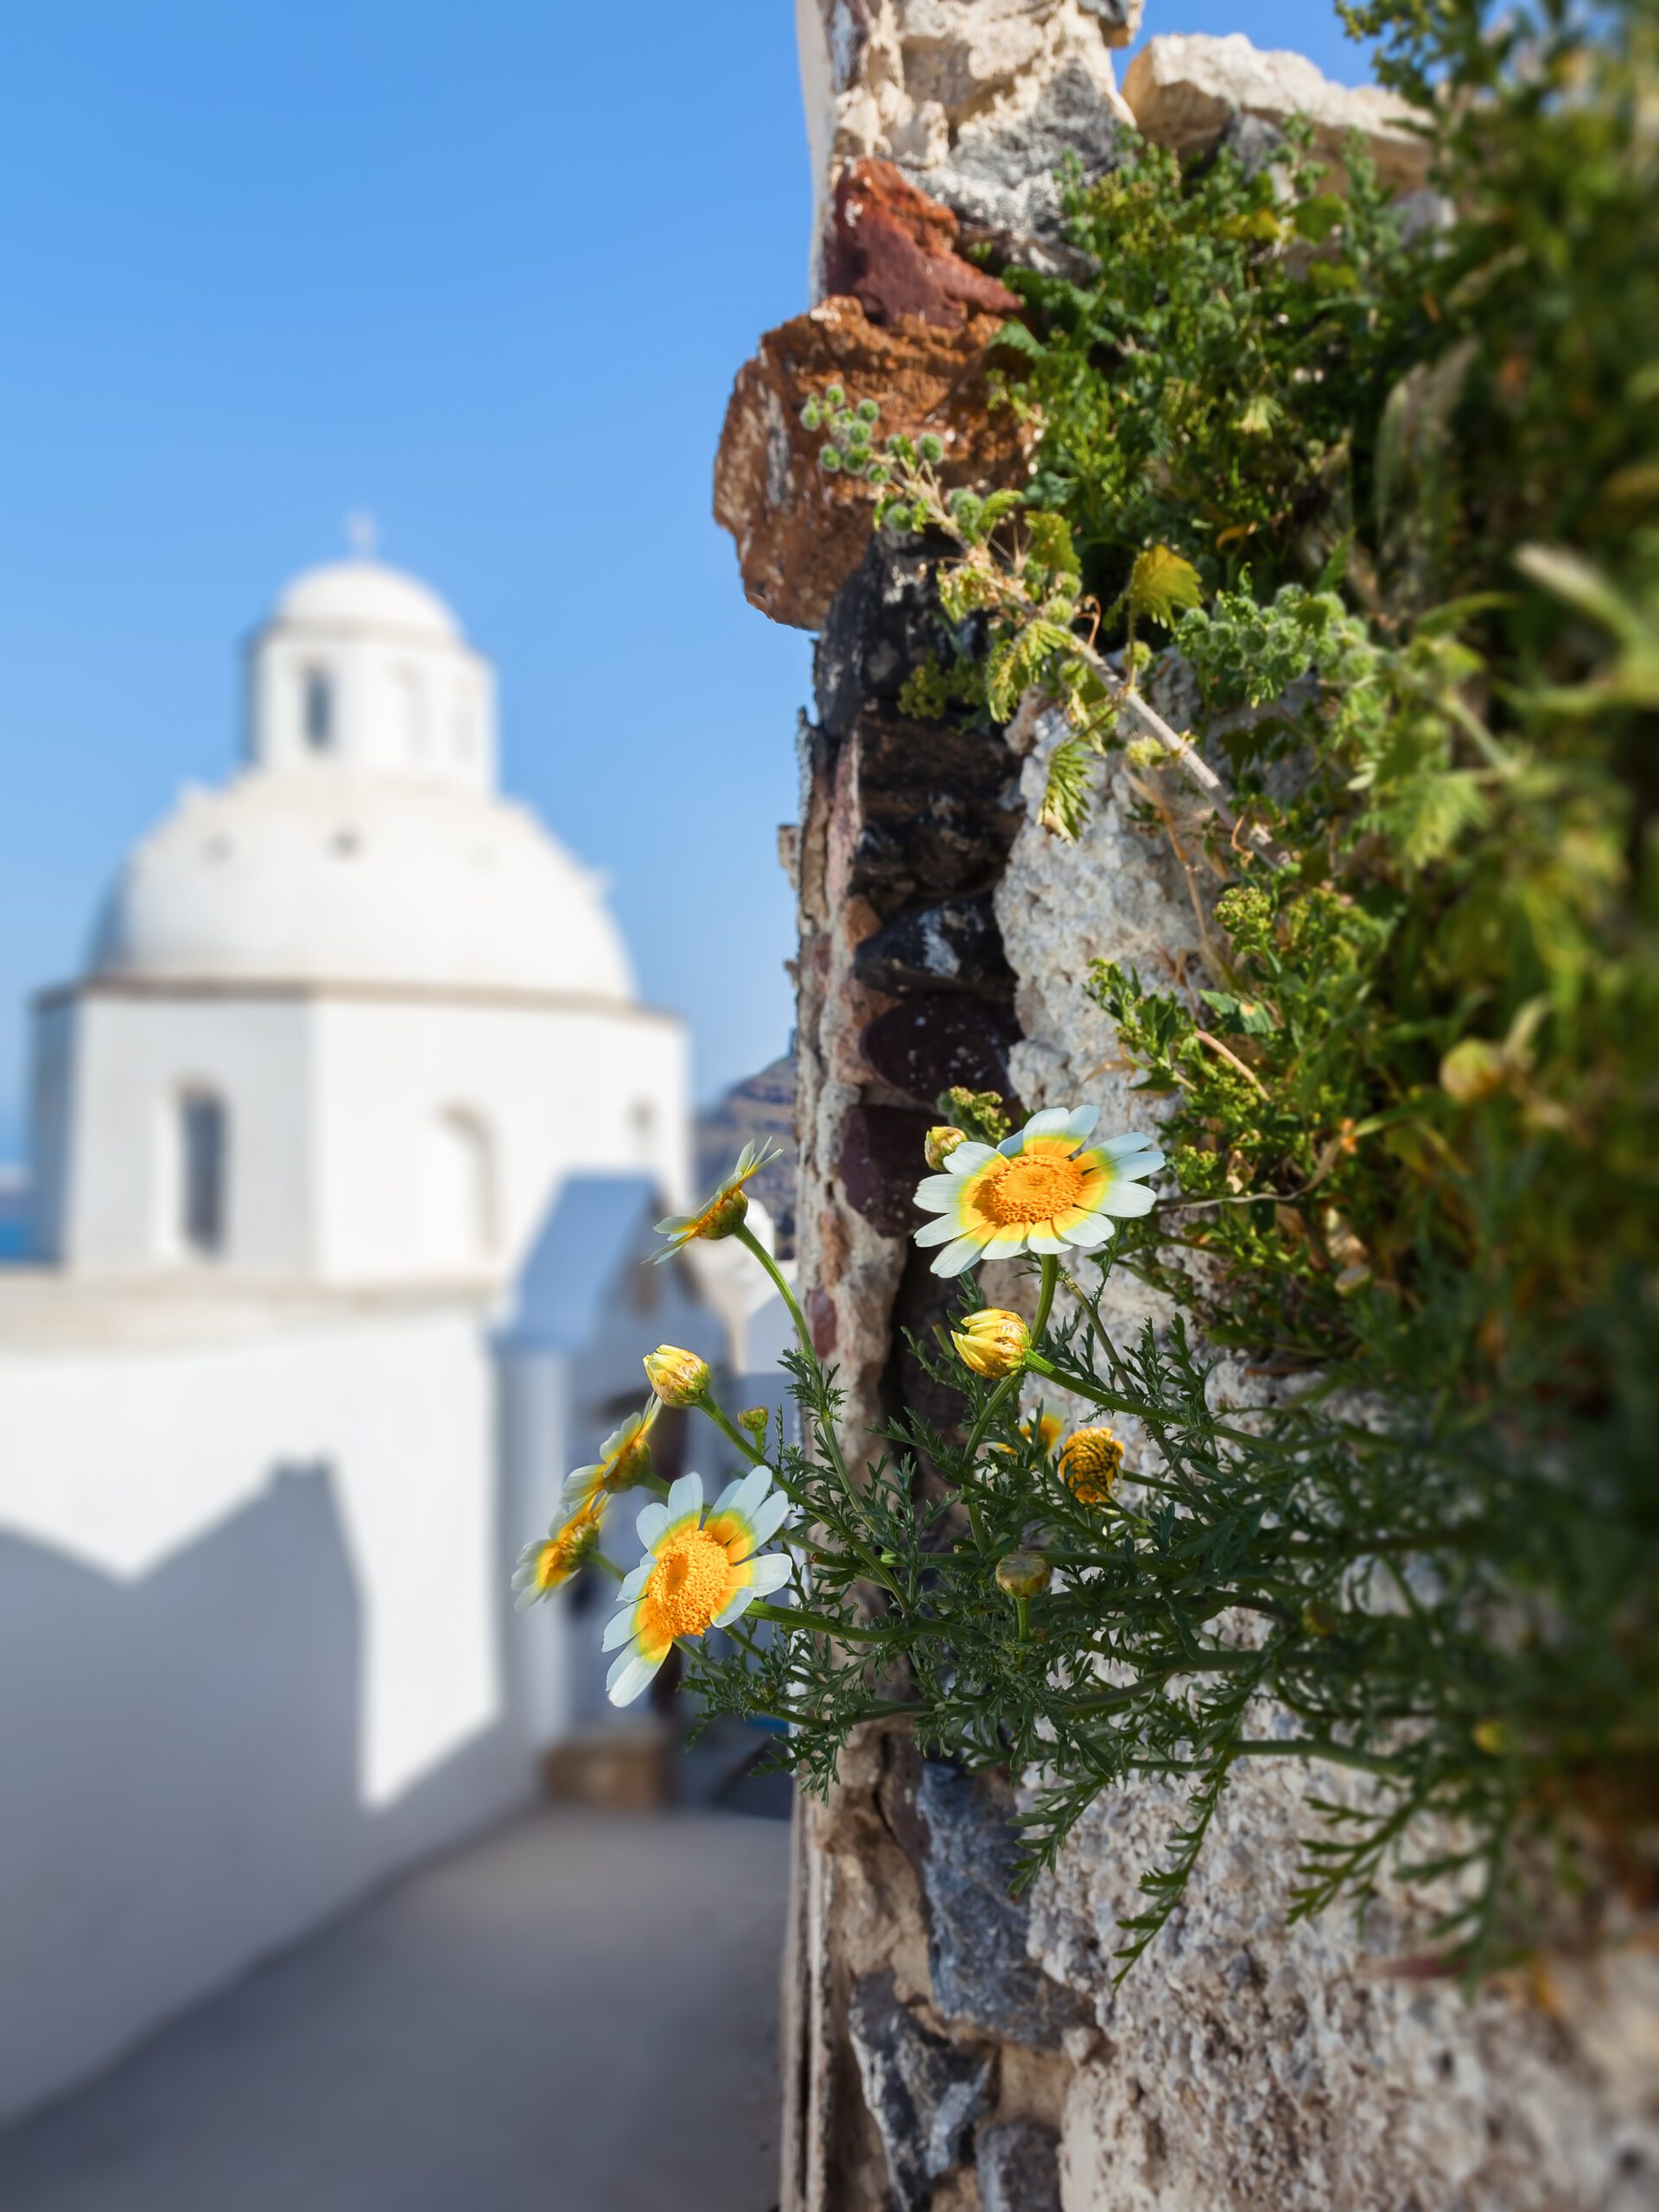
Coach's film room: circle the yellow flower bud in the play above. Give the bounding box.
[1440,1037,1506,1105]
[951,1307,1031,1380]
[644,1345,712,1408]
[995,1548,1051,1599]
[1058,1426,1124,1506]
[925,1124,968,1169]
[738,1405,769,1437]
[1472,1718,1511,1756]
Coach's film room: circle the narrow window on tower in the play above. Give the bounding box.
[178,1091,228,1257]
[302,667,334,751]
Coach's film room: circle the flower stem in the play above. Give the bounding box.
[963,1254,1059,1463]
[749,1600,892,1643]
[698,1395,768,1469]
[732,1220,898,1595]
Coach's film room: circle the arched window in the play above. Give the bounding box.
[302,668,334,751]
[630,1099,657,1166]
[176,1090,228,1258]
[420,1108,493,1268]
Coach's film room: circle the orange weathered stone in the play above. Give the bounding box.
[712,294,1031,632]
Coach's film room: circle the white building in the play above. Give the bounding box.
[0,556,759,2131]
[31,556,687,1281]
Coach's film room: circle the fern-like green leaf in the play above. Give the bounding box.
[1039,735,1096,839]
[1129,545,1205,628]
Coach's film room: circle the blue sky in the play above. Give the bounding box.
[0,0,1370,1160]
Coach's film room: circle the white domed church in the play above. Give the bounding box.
[0,555,753,2130]
[32,556,686,1278]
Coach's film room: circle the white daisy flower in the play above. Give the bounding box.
[601,1467,793,1707]
[912,1103,1164,1276]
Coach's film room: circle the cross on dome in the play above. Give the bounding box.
[345,510,380,559]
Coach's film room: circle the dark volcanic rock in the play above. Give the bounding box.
[861,995,1021,1108]
[854,893,1015,1001]
[885,1244,972,1437]
[847,1971,995,2212]
[843,719,1025,912]
[838,1103,935,1237]
[913,1762,1092,2048]
[978,2119,1065,2212]
[816,537,960,742]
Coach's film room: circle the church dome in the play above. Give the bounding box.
[273,559,461,643]
[88,773,636,1001]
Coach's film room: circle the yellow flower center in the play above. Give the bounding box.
[976,1152,1086,1228]
[689,1185,748,1242]
[640,1526,733,1643]
[536,1517,592,1589]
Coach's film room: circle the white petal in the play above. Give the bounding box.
[1099,1181,1158,1217]
[914,1173,964,1210]
[664,1471,703,1523]
[1022,1107,1072,1135]
[914,1215,963,1247]
[745,1553,794,1597]
[617,1559,652,1603]
[601,1607,639,1651]
[1065,1103,1101,1140]
[1100,1131,1160,1162]
[930,1233,984,1277]
[1026,1228,1071,1254]
[713,1589,757,1629]
[607,1648,664,1707]
[713,1465,772,1528]
[996,1130,1027,1157]
[945,1141,996,1177]
[745,1491,791,1549]
[980,1226,1030,1259]
[635,1500,670,1549]
[512,1583,543,1611]
[1065,1213,1117,1248]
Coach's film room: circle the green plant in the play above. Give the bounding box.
[520,0,1657,1983]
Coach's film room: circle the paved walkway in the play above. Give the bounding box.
[0,1806,791,2212]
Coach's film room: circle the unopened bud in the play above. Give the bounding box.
[925,1124,968,1169]
[995,1548,1050,1599]
[952,1308,1030,1381]
[1440,1038,1505,1105]
[644,1345,712,1408]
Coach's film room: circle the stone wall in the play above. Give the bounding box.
[722,11,1659,2205]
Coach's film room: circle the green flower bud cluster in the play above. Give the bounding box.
[804,385,890,484]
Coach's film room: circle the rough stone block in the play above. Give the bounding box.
[847,1970,995,2211]
[861,994,1021,1109]
[713,296,1028,632]
[1122,33,1430,198]
[977,2118,1064,2212]
[824,158,1021,328]
[854,893,1016,1001]
[815,534,972,741]
[838,1102,937,1237]
[912,1760,1092,2048]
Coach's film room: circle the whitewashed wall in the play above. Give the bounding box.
[0,1290,531,2126]
[37,985,688,1284]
